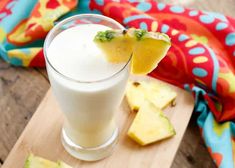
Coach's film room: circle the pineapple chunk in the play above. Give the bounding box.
[126,80,177,112]
[24,154,57,168]
[146,80,177,109]
[131,33,170,74]
[128,101,175,145]
[126,81,146,112]
[24,154,72,168]
[94,29,134,63]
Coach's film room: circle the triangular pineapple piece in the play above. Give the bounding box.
[126,80,177,112]
[94,28,171,74]
[24,154,57,168]
[128,100,175,145]
[24,154,72,168]
[131,32,171,74]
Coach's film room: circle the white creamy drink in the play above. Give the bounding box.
[46,23,129,152]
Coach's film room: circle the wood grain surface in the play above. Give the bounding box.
[0,0,234,167]
[2,76,194,168]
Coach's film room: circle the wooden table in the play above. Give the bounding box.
[0,1,234,167]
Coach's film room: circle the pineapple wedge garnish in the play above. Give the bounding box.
[94,28,171,74]
[24,154,72,168]
[128,100,175,145]
[126,80,177,112]
[131,31,171,74]
[94,29,135,63]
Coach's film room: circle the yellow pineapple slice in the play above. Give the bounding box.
[126,80,177,112]
[24,154,72,168]
[126,81,146,112]
[94,28,171,74]
[131,31,171,74]
[128,100,175,145]
[94,29,134,62]
[145,80,177,109]
[24,154,57,168]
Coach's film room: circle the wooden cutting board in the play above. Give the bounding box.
[2,77,194,168]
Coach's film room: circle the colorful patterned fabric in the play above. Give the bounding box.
[0,0,235,167]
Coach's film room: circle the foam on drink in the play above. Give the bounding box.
[48,24,126,82]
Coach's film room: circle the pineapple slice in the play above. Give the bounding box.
[145,80,177,109]
[94,29,134,63]
[131,31,171,74]
[126,81,146,112]
[128,100,175,145]
[126,80,177,112]
[24,154,57,168]
[94,28,171,75]
[24,154,72,168]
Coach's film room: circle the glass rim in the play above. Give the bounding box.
[43,14,131,84]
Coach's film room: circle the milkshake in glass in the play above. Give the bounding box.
[44,14,130,161]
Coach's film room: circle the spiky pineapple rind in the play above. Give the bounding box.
[134,29,147,41]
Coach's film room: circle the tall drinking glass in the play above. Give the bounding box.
[44,14,130,161]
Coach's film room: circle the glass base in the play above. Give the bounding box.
[61,128,119,161]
